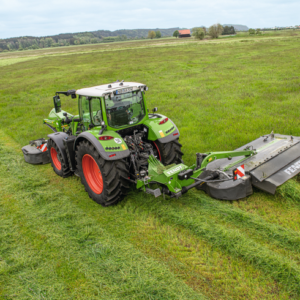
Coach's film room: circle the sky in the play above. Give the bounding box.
[0,0,299,39]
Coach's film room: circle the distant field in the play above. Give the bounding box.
[1,31,300,299]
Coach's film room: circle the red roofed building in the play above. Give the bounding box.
[178,29,191,38]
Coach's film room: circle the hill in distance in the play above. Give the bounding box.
[223,24,249,31]
[0,25,248,52]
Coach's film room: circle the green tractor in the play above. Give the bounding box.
[44,81,183,206]
[42,81,300,206]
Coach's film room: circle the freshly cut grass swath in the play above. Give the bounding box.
[182,194,300,253]
[0,131,292,299]
[277,178,300,204]
[129,195,300,295]
[0,138,204,299]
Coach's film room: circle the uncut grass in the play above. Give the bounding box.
[1,36,300,152]
[0,132,291,300]
[0,37,195,62]
[0,142,203,299]
[1,30,298,62]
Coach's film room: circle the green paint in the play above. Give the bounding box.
[43,90,178,153]
[256,139,279,152]
[137,150,256,194]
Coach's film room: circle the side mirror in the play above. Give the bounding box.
[99,121,107,135]
[152,107,158,113]
[53,95,61,113]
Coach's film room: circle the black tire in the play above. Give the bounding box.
[75,140,130,206]
[48,139,72,178]
[153,138,184,165]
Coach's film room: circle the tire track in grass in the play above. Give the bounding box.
[0,137,204,299]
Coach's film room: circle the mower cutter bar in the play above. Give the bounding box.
[206,134,300,195]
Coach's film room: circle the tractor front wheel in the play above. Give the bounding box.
[48,139,71,177]
[75,140,129,206]
[153,138,183,165]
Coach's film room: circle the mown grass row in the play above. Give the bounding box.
[278,179,300,204]
[174,193,300,253]
[0,138,203,299]
[126,194,300,296]
[0,131,293,299]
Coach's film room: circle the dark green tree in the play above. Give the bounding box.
[148,31,156,39]
[222,26,236,35]
[155,31,162,38]
[192,27,205,40]
[208,24,224,38]
[173,30,179,38]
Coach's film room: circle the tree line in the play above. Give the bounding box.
[0,28,179,52]
[173,24,236,40]
[147,31,162,39]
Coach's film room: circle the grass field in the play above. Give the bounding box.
[1,31,300,299]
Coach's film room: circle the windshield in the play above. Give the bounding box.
[105,90,145,128]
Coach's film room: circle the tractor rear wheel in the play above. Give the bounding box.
[75,140,130,206]
[48,139,72,177]
[153,138,184,165]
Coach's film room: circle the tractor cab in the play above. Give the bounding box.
[76,82,148,130]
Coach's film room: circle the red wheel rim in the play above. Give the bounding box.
[153,142,161,161]
[82,154,103,194]
[50,147,61,170]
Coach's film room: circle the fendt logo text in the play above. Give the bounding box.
[165,165,184,176]
[284,160,300,175]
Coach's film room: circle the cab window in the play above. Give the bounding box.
[79,96,91,124]
[90,97,102,126]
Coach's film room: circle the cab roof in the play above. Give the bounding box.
[76,81,147,97]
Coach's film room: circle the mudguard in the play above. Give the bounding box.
[47,132,69,167]
[157,119,180,143]
[74,132,130,161]
[144,115,180,144]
